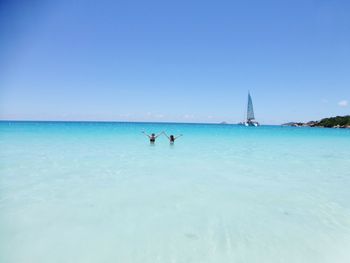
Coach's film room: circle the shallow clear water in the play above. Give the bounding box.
[1,121,350,263]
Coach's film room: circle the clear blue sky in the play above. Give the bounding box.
[1,0,349,124]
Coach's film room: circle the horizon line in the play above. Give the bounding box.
[0,119,278,126]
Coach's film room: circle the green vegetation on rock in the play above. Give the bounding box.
[317,115,350,128]
[283,115,350,128]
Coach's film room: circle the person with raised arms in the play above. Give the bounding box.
[163,132,183,144]
[142,131,163,144]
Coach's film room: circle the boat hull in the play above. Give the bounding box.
[240,121,259,126]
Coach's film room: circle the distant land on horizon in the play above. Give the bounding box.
[1,115,350,128]
[283,115,350,128]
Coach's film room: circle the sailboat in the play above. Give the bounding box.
[241,92,260,126]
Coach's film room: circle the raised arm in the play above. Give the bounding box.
[155,131,164,138]
[163,132,170,139]
[142,131,151,138]
[175,134,183,140]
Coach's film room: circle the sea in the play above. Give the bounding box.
[0,121,350,263]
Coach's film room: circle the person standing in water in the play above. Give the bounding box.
[163,133,183,144]
[142,131,163,144]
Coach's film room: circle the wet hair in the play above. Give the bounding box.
[170,135,175,141]
[151,133,155,136]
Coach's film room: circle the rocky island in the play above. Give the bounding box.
[283,115,350,128]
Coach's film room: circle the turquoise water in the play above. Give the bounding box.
[1,121,350,263]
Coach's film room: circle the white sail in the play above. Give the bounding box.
[247,92,255,121]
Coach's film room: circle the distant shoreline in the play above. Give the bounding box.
[283,115,350,129]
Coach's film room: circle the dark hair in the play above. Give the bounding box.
[170,135,175,141]
[151,133,155,136]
